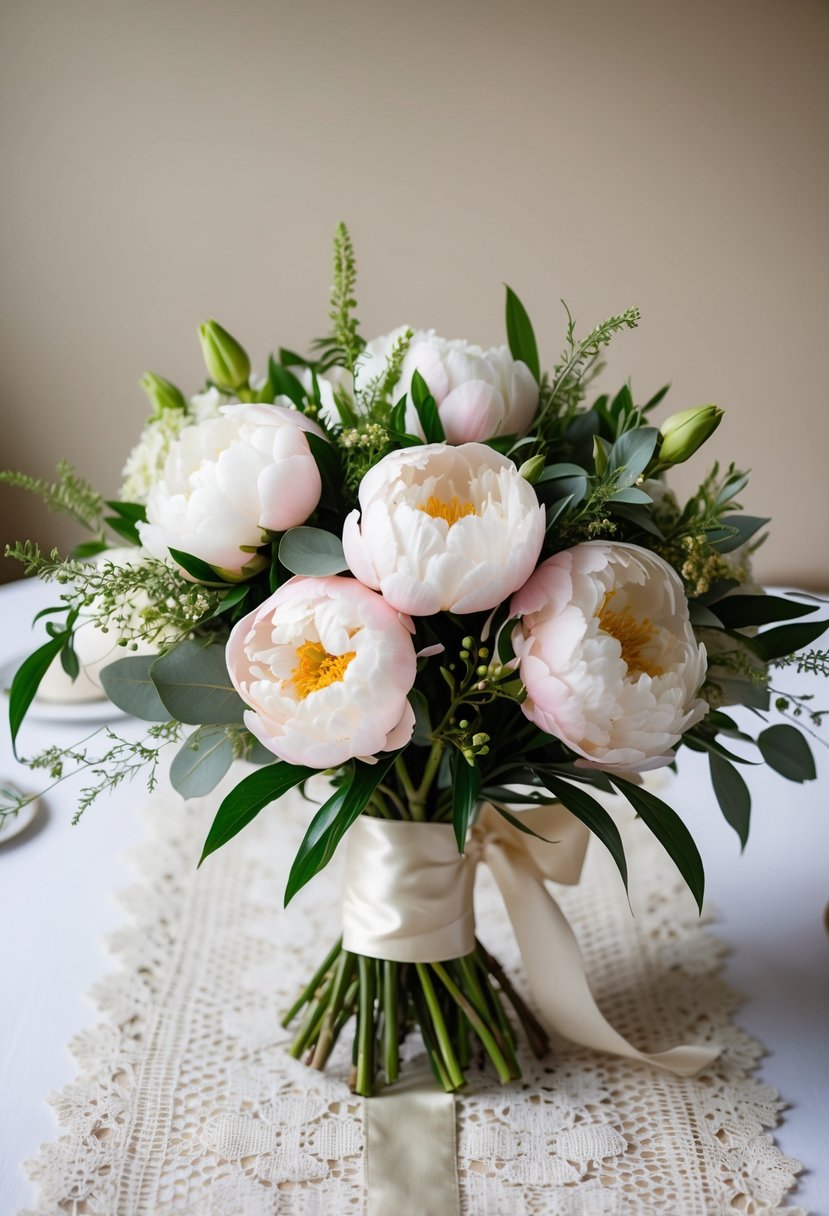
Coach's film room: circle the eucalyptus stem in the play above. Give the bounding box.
[383,960,400,1083]
[476,939,549,1058]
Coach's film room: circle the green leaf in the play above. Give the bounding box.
[609,503,665,538]
[536,474,588,506]
[505,286,541,382]
[610,776,705,912]
[151,641,247,724]
[708,753,751,850]
[170,725,235,797]
[208,584,250,619]
[99,654,170,721]
[410,371,445,444]
[60,642,80,680]
[267,356,307,409]
[683,730,759,765]
[8,634,66,752]
[486,802,559,842]
[607,427,659,488]
[536,462,588,482]
[540,773,628,893]
[104,500,148,524]
[104,515,141,546]
[710,594,817,630]
[278,526,349,576]
[607,486,653,505]
[71,538,109,559]
[408,689,432,746]
[306,432,342,504]
[757,724,816,782]
[708,514,769,554]
[452,753,481,852]
[167,547,229,586]
[284,755,397,905]
[199,761,316,864]
[753,618,829,662]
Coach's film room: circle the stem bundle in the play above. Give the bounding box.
[281,937,548,1095]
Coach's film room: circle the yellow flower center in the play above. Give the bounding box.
[598,597,664,679]
[418,495,477,526]
[290,640,356,699]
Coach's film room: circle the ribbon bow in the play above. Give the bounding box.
[469,803,718,1075]
[342,805,718,1076]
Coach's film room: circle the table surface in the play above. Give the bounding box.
[1,577,827,1216]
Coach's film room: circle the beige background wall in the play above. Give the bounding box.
[1,0,827,587]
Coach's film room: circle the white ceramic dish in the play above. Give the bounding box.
[0,786,40,843]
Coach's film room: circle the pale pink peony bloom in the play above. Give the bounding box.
[342,442,545,616]
[357,328,539,444]
[226,575,417,768]
[138,403,325,578]
[510,542,708,773]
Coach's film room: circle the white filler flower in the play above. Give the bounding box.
[343,442,546,616]
[358,327,539,444]
[226,575,417,768]
[138,403,325,578]
[510,541,708,772]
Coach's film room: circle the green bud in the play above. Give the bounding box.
[518,454,546,484]
[140,372,187,417]
[198,319,251,392]
[658,405,724,466]
[476,664,489,677]
[462,636,475,650]
[458,719,469,730]
[478,647,489,659]
[472,732,489,747]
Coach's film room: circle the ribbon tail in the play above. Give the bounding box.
[485,844,719,1077]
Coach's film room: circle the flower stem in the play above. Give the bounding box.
[355,955,376,1096]
[416,964,465,1091]
[383,960,400,1083]
[431,961,513,1084]
[281,936,342,1027]
[476,939,549,1058]
[310,950,355,1069]
[410,741,444,819]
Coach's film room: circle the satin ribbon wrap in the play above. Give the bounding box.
[342,803,719,1076]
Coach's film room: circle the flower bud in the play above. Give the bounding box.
[518,454,545,484]
[140,372,187,418]
[198,319,251,392]
[658,405,724,465]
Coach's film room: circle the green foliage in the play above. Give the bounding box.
[170,725,235,798]
[611,776,706,912]
[313,222,365,373]
[151,641,248,724]
[505,287,540,382]
[8,608,79,753]
[279,527,349,576]
[199,761,316,865]
[0,461,104,533]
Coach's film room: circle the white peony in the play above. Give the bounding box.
[120,387,226,504]
[510,542,708,773]
[138,403,325,579]
[357,327,539,444]
[226,575,417,768]
[342,442,545,616]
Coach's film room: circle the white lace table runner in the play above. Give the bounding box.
[22,775,804,1215]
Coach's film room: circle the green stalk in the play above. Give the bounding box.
[475,961,521,1079]
[476,940,549,1058]
[416,964,465,1091]
[281,936,342,1027]
[412,984,453,1091]
[355,955,377,1096]
[431,961,513,1084]
[289,974,334,1058]
[409,741,445,820]
[310,950,355,1069]
[383,960,400,1084]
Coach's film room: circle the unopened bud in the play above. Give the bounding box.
[198,319,251,392]
[140,372,187,418]
[518,454,545,484]
[658,405,723,466]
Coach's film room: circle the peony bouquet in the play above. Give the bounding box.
[3,225,827,1095]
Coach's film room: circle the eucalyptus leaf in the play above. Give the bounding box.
[151,641,247,724]
[607,486,653,505]
[99,654,169,721]
[708,752,751,850]
[279,527,349,576]
[607,427,659,488]
[757,724,816,783]
[708,514,769,554]
[170,725,235,798]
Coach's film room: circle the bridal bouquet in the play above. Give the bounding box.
[3,225,826,1094]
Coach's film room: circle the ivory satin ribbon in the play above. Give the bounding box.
[343,803,719,1076]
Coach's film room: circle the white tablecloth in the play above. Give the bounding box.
[1,577,827,1214]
